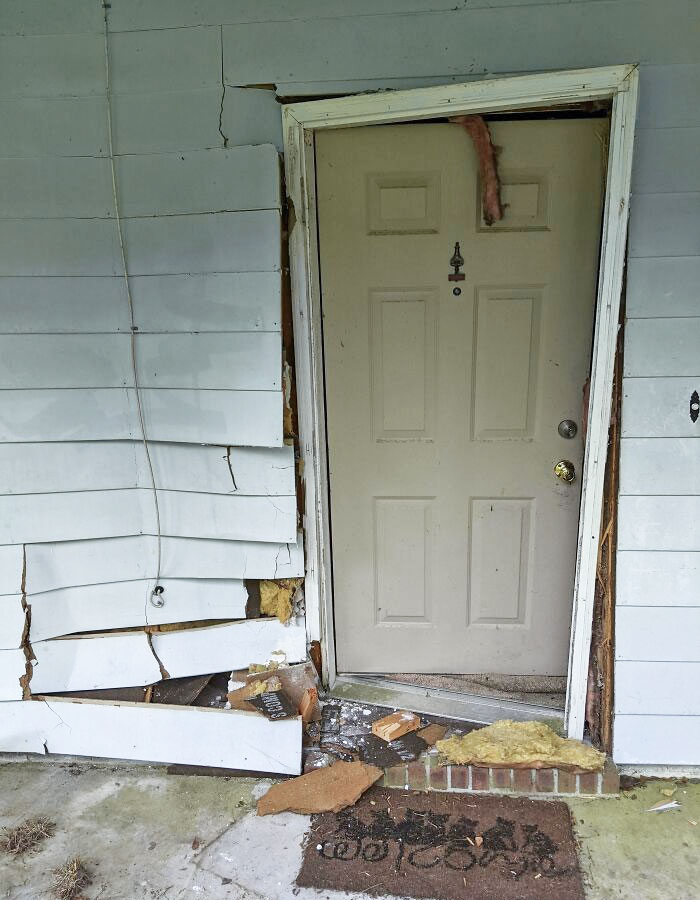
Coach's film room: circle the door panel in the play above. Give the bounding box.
[316,119,606,675]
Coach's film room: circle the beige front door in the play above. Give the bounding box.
[316,118,606,676]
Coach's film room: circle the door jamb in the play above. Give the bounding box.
[282,65,638,739]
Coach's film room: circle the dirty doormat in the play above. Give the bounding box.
[296,787,584,900]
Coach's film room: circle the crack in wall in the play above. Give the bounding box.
[218,25,229,148]
[146,631,171,680]
[225,446,238,491]
[19,544,35,700]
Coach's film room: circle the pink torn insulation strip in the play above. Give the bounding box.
[451,115,503,226]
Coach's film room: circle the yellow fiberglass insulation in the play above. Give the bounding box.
[436,720,606,771]
[259,578,302,624]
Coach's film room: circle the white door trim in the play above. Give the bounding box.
[282,65,638,740]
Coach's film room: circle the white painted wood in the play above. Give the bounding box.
[0,97,107,157]
[224,4,691,85]
[135,333,281,390]
[0,596,26,650]
[0,545,24,594]
[109,27,221,95]
[619,496,700,552]
[622,378,700,438]
[153,619,307,678]
[23,534,303,595]
[0,388,282,445]
[617,607,700,662]
[0,34,104,98]
[156,491,297,544]
[0,649,25,700]
[0,277,128,333]
[112,89,222,155]
[0,0,102,35]
[130,272,281,333]
[116,146,281,217]
[0,158,113,219]
[0,220,120,276]
[0,489,144,545]
[625,318,700,376]
[620,439,700,495]
[0,698,302,774]
[0,334,131,389]
[626,257,700,319]
[0,442,294,497]
[637,64,700,128]
[221,88,283,150]
[632,127,700,194]
[629,193,700,258]
[0,489,295,546]
[617,551,700,607]
[614,715,700,765]
[122,211,280,276]
[31,633,161,693]
[28,578,248,643]
[616,661,700,715]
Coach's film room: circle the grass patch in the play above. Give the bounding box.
[51,857,92,900]
[0,817,55,855]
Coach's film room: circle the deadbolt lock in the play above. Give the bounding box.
[558,419,578,439]
[554,460,576,484]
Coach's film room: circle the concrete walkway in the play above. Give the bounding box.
[0,761,697,899]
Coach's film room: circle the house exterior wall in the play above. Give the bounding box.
[0,0,698,765]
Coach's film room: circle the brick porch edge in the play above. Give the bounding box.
[383,750,619,797]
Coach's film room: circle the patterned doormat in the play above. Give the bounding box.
[296,786,584,900]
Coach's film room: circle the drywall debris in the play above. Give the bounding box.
[259,578,303,624]
[437,720,606,771]
[647,800,682,813]
[257,760,382,816]
[417,723,448,746]
[451,114,503,226]
[372,710,421,743]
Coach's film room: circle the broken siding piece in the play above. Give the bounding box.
[0,699,302,774]
[0,544,23,594]
[28,578,248,642]
[0,595,27,649]
[153,619,307,680]
[0,648,26,700]
[23,534,304,594]
[30,633,161,694]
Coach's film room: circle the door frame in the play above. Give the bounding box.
[282,64,638,739]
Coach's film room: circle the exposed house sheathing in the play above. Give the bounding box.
[0,0,698,767]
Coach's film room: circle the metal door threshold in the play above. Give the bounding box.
[330,674,565,731]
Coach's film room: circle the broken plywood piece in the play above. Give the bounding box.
[259,578,302,624]
[417,723,448,746]
[153,618,306,679]
[30,633,161,694]
[437,720,606,771]
[1,698,302,774]
[247,661,321,722]
[257,761,382,816]
[372,710,421,743]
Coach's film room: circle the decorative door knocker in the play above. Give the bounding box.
[448,242,465,296]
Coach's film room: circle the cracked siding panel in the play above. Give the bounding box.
[0,443,295,496]
[23,535,303,594]
[0,596,26,649]
[116,145,281,216]
[221,88,283,151]
[153,618,307,679]
[30,633,162,693]
[0,490,296,545]
[0,648,25,700]
[0,388,282,445]
[0,699,302,775]
[112,88,224,154]
[28,578,248,642]
[0,97,108,157]
[0,33,105,99]
[0,545,24,594]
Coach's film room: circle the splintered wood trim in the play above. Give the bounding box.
[283,65,638,735]
[2,698,302,775]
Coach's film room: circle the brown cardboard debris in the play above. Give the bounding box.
[417,723,448,746]
[259,579,303,624]
[371,710,421,743]
[436,720,605,772]
[299,687,318,723]
[257,760,382,816]
[450,114,503,226]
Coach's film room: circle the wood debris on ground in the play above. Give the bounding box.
[417,723,448,746]
[372,710,421,743]
[257,760,382,816]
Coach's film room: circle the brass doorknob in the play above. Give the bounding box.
[554,460,575,483]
